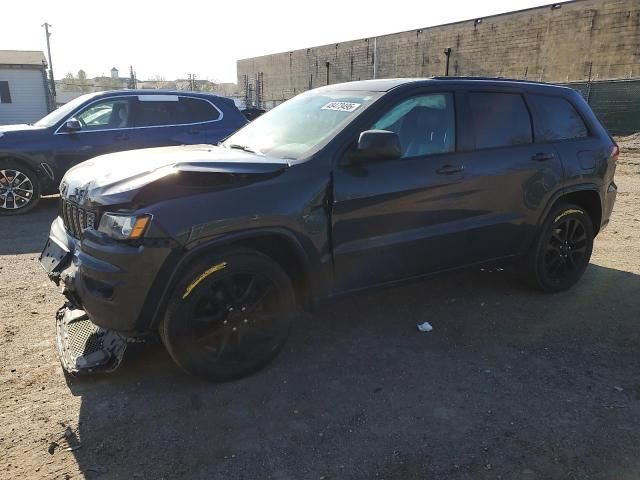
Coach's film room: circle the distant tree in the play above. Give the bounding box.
[61,72,82,92]
[58,70,95,92]
[76,70,93,92]
[199,80,218,93]
[151,75,169,89]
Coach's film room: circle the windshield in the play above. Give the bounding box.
[34,93,97,128]
[222,89,381,161]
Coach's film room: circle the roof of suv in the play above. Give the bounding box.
[319,77,573,94]
[82,89,229,101]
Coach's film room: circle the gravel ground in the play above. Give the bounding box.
[1,137,639,479]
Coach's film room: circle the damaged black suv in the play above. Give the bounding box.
[40,78,618,381]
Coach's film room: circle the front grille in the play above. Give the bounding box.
[55,306,128,374]
[67,317,103,357]
[60,199,98,239]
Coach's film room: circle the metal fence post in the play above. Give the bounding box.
[586,62,593,104]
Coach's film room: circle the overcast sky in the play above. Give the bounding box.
[3,0,553,83]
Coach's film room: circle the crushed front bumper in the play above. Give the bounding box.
[55,304,128,374]
[41,216,173,332]
[41,216,175,374]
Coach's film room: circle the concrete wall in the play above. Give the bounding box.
[0,68,49,125]
[238,0,640,105]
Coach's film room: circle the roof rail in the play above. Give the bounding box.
[430,76,551,85]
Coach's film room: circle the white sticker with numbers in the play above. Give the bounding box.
[321,101,362,112]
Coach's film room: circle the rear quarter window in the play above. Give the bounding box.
[468,92,532,149]
[528,94,588,141]
[179,97,221,123]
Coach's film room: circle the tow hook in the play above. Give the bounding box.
[55,304,128,375]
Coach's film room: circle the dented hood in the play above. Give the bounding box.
[60,144,289,206]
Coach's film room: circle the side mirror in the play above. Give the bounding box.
[65,118,82,132]
[355,130,402,162]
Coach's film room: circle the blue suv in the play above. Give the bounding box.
[0,90,247,214]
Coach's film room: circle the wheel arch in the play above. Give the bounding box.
[0,152,55,192]
[540,185,602,235]
[142,227,321,331]
[0,151,39,171]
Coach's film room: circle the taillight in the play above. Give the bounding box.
[610,144,619,162]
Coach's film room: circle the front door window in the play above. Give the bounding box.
[371,93,456,158]
[76,99,132,130]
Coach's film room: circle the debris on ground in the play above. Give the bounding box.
[416,321,433,332]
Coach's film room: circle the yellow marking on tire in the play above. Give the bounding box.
[554,209,583,223]
[182,262,227,299]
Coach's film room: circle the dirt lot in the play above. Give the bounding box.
[1,137,640,480]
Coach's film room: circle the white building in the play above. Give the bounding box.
[0,50,51,125]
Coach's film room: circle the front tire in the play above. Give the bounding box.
[160,247,296,382]
[0,160,41,215]
[519,203,594,292]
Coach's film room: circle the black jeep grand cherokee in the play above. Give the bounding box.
[41,78,618,381]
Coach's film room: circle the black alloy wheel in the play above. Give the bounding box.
[543,216,589,284]
[161,248,296,381]
[520,203,594,292]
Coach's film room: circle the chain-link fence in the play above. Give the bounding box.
[560,78,640,135]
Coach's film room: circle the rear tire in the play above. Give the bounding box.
[519,203,594,292]
[160,247,296,382]
[0,160,41,215]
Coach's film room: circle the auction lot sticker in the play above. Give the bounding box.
[322,102,362,112]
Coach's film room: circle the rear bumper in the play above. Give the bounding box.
[601,181,617,230]
[44,216,173,333]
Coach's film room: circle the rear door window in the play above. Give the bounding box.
[133,96,180,127]
[527,94,588,141]
[468,92,532,149]
[179,97,221,123]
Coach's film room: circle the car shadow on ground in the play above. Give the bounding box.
[0,195,58,255]
[61,262,640,479]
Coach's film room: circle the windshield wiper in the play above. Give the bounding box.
[228,144,257,154]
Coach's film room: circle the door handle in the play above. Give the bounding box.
[532,152,554,161]
[436,164,464,175]
[114,133,129,141]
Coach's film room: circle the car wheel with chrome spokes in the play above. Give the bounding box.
[0,161,41,215]
[160,247,297,382]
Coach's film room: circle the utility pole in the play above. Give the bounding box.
[444,48,452,76]
[187,73,197,91]
[42,22,56,102]
[128,65,137,89]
